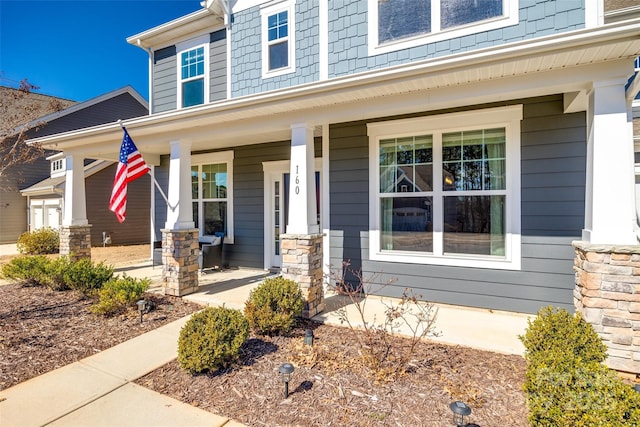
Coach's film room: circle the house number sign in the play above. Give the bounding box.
[295,165,300,194]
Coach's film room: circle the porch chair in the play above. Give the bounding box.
[200,233,225,273]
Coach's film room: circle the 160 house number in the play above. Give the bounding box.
[295,165,300,194]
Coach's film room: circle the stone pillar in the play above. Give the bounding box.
[162,228,199,296]
[59,225,92,261]
[281,233,325,318]
[573,241,640,373]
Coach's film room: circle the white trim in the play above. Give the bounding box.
[262,157,322,270]
[261,0,296,79]
[191,150,234,243]
[318,0,328,80]
[176,35,210,109]
[321,124,330,286]
[586,0,604,28]
[368,0,519,56]
[368,105,522,270]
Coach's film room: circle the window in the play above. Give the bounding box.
[191,151,234,243]
[368,105,522,270]
[51,158,65,177]
[369,0,519,55]
[261,0,295,78]
[177,36,209,108]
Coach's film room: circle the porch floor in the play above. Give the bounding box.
[116,261,531,355]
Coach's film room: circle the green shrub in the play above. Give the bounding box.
[244,276,305,335]
[17,227,59,255]
[0,255,52,286]
[520,306,607,369]
[90,275,150,315]
[178,306,249,374]
[521,307,640,426]
[42,256,73,291]
[64,259,114,296]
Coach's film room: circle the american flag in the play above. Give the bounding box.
[109,127,150,223]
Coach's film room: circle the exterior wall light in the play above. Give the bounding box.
[449,401,471,426]
[279,363,295,398]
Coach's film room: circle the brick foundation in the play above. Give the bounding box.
[59,225,92,261]
[573,241,640,373]
[161,228,199,296]
[281,233,325,318]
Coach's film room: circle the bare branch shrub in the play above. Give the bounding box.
[326,260,439,381]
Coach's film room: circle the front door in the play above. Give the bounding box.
[264,161,321,269]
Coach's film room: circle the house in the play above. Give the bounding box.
[0,87,76,244]
[29,0,640,367]
[3,86,149,246]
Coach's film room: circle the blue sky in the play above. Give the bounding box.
[0,0,200,102]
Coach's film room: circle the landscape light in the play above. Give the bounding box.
[449,401,471,426]
[279,363,295,399]
[304,329,314,346]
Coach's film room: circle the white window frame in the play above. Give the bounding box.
[368,0,519,56]
[191,151,234,244]
[261,0,296,79]
[176,35,210,109]
[51,158,65,177]
[368,105,522,270]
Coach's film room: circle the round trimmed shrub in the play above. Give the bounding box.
[178,306,249,374]
[90,275,150,315]
[244,276,305,335]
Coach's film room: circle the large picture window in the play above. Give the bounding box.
[368,106,522,270]
[261,0,295,78]
[370,0,518,55]
[191,151,234,243]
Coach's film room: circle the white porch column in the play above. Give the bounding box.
[62,153,88,226]
[165,140,194,230]
[287,123,319,235]
[582,78,636,244]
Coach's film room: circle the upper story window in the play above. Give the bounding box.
[261,0,296,78]
[369,0,519,56]
[177,35,209,109]
[368,105,522,270]
[51,158,65,177]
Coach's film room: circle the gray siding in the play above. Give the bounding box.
[329,95,586,314]
[85,164,150,246]
[230,0,319,97]
[210,29,227,102]
[328,1,585,77]
[152,156,170,242]
[153,46,177,114]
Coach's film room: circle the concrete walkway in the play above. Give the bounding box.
[0,261,532,426]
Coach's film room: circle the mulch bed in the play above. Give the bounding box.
[137,321,529,426]
[1,273,529,426]
[0,282,200,390]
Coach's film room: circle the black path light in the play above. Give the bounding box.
[449,401,472,426]
[304,329,314,346]
[279,363,295,399]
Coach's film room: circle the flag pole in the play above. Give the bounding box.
[117,120,176,211]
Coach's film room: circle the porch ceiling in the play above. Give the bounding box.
[31,19,640,161]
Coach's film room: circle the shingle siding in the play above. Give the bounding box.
[328,0,585,78]
[328,94,585,314]
[231,0,319,97]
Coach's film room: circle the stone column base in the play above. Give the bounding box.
[281,233,325,318]
[573,241,640,374]
[59,225,92,262]
[161,228,199,296]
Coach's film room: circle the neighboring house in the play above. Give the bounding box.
[20,155,151,247]
[0,87,76,244]
[3,86,149,245]
[30,1,640,319]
